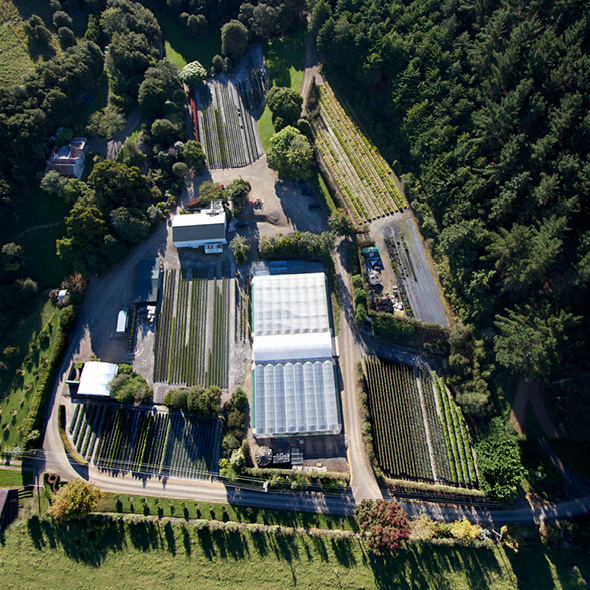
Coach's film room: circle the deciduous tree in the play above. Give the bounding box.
[48,480,103,520]
[182,140,206,170]
[266,126,315,181]
[266,87,303,128]
[179,61,207,86]
[329,209,355,236]
[355,500,409,555]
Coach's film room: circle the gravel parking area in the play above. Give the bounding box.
[187,155,330,239]
[374,215,449,326]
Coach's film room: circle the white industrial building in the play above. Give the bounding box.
[251,272,341,437]
[172,209,227,249]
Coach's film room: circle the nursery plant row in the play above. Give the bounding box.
[383,236,415,318]
[196,76,263,168]
[362,356,477,488]
[153,269,232,388]
[311,82,406,223]
[68,403,221,479]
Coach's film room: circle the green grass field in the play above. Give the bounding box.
[0,8,34,86]
[2,516,589,589]
[258,25,306,150]
[97,492,358,531]
[0,0,63,87]
[151,7,221,70]
[0,299,60,448]
[0,468,33,487]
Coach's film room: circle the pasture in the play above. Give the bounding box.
[3,516,590,590]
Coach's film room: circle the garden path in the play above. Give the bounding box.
[87,107,143,161]
[14,221,60,241]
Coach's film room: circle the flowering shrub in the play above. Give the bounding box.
[355,499,409,555]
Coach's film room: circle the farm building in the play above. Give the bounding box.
[135,258,161,304]
[250,271,341,437]
[46,138,88,179]
[172,209,227,249]
[77,361,118,397]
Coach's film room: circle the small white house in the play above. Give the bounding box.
[46,138,88,179]
[172,209,227,249]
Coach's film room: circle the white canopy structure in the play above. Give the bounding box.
[251,273,330,337]
[250,270,341,437]
[252,332,333,362]
[77,362,118,397]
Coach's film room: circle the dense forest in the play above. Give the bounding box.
[311,0,590,414]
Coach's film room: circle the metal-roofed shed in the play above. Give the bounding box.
[77,361,118,397]
[172,210,227,248]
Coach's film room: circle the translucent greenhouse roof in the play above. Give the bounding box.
[252,332,333,362]
[251,273,330,337]
[252,360,341,436]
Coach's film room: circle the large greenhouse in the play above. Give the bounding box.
[251,271,341,437]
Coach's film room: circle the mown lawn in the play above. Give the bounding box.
[10,165,72,289]
[151,6,221,70]
[258,25,306,150]
[0,468,33,487]
[97,492,358,532]
[2,516,589,589]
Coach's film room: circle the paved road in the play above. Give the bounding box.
[333,238,382,501]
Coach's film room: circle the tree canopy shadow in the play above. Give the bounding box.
[368,544,504,590]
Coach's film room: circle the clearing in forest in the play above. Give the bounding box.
[153,266,233,389]
[362,355,477,488]
[312,81,407,223]
[0,0,46,86]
